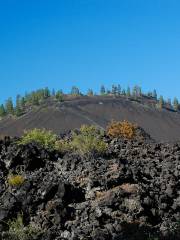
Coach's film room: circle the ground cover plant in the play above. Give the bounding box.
[55,124,107,156]
[8,175,25,187]
[18,128,57,149]
[4,214,41,240]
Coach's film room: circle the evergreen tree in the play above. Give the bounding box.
[52,89,56,97]
[111,85,117,95]
[5,98,14,114]
[44,87,51,99]
[31,92,39,105]
[15,95,23,116]
[132,85,141,98]
[173,97,179,111]
[126,86,131,97]
[20,97,26,110]
[106,89,111,95]
[117,84,121,95]
[152,89,157,100]
[100,85,106,95]
[56,90,63,102]
[158,95,164,109]
[0,104,6,117]
[132,86,137,98]
[147,92,153,97]
[167,98,172,108]
[87,89,94,96]
[71,86,80,96]
[121,89,126,96]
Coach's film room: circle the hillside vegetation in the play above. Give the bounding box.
[0,85,180,119]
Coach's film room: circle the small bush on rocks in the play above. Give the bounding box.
[107,120,137,139]
[18,128,57,149]
[8,175,25,186]
[55,125,107,156]
[55,139,73,153]
[5,214,41,240]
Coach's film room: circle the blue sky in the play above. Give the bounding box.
[0,0,180,103]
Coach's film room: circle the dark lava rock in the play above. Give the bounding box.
[1,132,180,239]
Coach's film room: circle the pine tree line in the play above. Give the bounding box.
[0,85,179,118]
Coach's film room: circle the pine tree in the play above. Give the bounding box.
[147,92,153,97]
[111,85,117,95]
[0,104,6,117]
[152,89,157,100]
[56,90,63,102]
[167,98,172,107]
[15,95,23,116]
[158,95,164,109]
[87,89,94,96]
[52,89,56,97]
[71,86,80,96]
[100,85,106,95]
[20,97,26,110]
[117,84,121,95]
[5,98,14,114]
[121,89,126,96]
[132,86,137,98]
[106,89,111,95]
[126,86,131,97]
[44,87,51,99]
[173,97,179,111]
[132,85,141,98]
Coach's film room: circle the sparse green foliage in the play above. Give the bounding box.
[100,85,106,95]
[167,98,172,107]
[111,85,117,95]
[52,88,56,96]
[44,87,50,99]
[121,89,126,95]
[6,214,41,240]
[71,86,81,96]
[8,175,25,187]
[55,139,73,153]
[157,95,164,109]
[15,95,23,117]
[117,84,121,95]
[18,128,57,149]
[0,85,177,119]
[0,104,6,117]
[5,98,14,114]
[132,85,141,99]
[55,125,107,156]
[173,97,179,111]
[87,89,94,96]
[55,90,64,102]
[71,125,107,156]
[152,89,157,99]
[126,86,131,97]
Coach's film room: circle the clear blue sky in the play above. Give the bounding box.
[0,0,180,103]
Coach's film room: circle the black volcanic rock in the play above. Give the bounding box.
[1,131,180,239]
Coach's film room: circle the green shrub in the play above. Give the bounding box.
[18,128,57,149]
[5,214,41,240]
[55,139,73,153]
[8,175,25,187]
[55,125,107,156]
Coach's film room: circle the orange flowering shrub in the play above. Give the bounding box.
[107,120,137,139]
